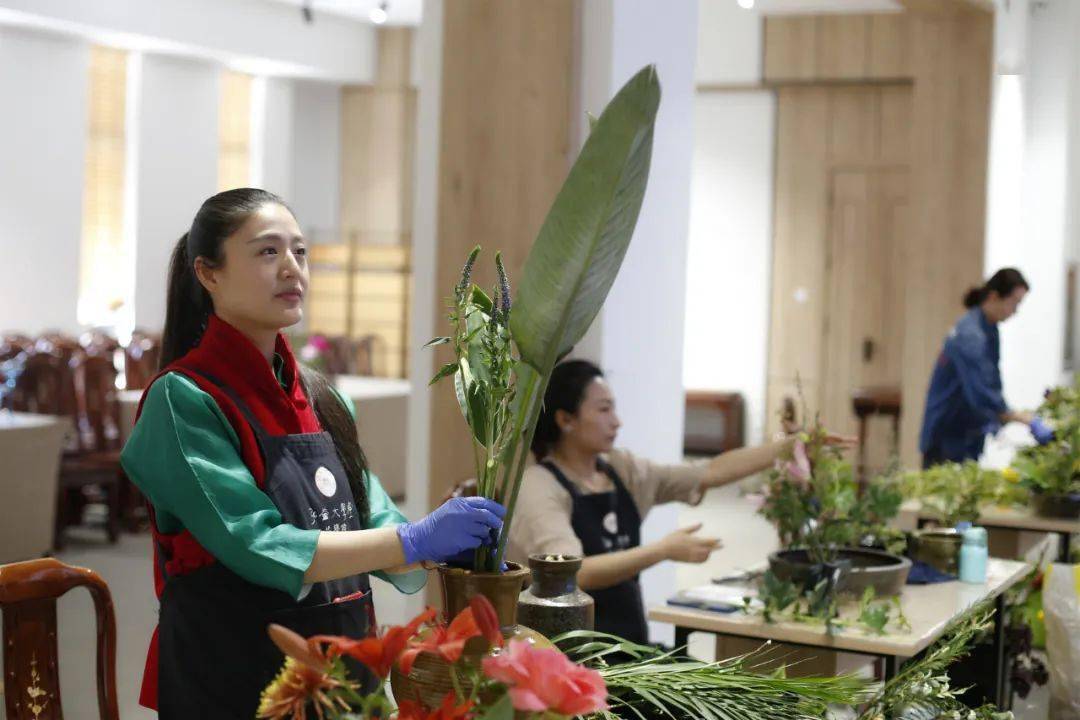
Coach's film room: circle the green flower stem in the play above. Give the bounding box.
[493,371,546,570]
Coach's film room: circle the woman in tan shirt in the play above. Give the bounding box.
[507,359,851,643]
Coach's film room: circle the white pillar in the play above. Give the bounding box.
[576,0,700,645]
[131,54,219,333]
[0,28,88,335]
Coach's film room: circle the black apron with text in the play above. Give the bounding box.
[156,371,378,719]
[541,459,648,644]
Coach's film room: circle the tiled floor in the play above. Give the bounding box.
[2,488,1052,719]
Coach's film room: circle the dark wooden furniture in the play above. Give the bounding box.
[53,354,123,548]
[0,557,119,720]
[851,385,902,484]
[123,330,161,390]
[683,391,745,456]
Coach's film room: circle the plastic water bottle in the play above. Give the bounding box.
[959,526,988,584]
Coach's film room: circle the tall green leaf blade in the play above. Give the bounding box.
[510,65,660,372]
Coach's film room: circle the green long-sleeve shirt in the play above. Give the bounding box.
[120,365,426,600]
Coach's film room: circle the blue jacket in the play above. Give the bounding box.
[919,307,1009,461]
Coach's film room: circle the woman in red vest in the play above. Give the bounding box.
[121,188,503,718]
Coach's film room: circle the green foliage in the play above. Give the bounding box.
[902,461,1022,528]
[749,571,908,636]
[761,418,906,564]
[858,605,1013,720]
[552,631,871,720]
[425,67,662,572]
[1012,377,1080,496]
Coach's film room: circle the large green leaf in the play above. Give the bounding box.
[510,65,660,373]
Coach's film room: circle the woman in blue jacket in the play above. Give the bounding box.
[919,268,1052,468]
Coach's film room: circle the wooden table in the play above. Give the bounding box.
[0,412,69,562]
[649,558,1030,708]
[902,500,1079,562]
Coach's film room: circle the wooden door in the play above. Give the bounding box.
[766,84,912,465]
[821,167,908,471]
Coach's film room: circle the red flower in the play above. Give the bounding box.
[268,624,331,671]
[398,693,475,720]
[399,603,488,675]
[311,607,437,679]
[468,594,503,650]
[481,640,608,716]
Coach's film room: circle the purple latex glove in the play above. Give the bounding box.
[396,496,505,565]
[1030,416,1055,445]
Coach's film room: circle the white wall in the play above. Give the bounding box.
[290,80,342,238]
[695,0,762,86]
[684,92,774,446]
[576,0,700,646]
[131,53,220,332]
[253,76,296,201]
[0,27,87,334]
[985,0,1078,411]
[0,0,376,83]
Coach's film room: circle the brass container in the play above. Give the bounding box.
[908,528,963,575]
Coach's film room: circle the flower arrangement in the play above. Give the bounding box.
[901,461,1023,528]
[761,413,905,564]
[258,594,608,720]
[297,334,333,374]
[257,595,874,720]
[424,65,663,573]
[1012,379,1080,498]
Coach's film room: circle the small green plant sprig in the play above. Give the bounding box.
[748,571,910,636]
[552,631,871,720]
[427,247,518,571]
[858,604,1013,720]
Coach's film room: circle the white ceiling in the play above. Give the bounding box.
[262,0,423,26]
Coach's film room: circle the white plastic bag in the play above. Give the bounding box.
[1044,563,1080,719]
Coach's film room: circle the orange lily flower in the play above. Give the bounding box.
[312,607,438,679]
[398,693,475,720]
[399,602,491,675]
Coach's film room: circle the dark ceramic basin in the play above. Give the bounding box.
[768,547,912,597]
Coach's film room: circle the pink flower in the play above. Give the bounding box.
[785,438,811,483]
[308,334,332,352]
[481,640,607,716]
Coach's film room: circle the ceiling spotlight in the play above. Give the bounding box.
[737,0,755,8]
[370,1,389,24]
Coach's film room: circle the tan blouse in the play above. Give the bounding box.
[505,448,707,567]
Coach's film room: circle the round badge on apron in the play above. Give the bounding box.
[314,466,338,498]
[602,511,619,535]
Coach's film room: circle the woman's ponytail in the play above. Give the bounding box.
[962,285,987,309]
[159,232,212,369]
[963,268,1030,309]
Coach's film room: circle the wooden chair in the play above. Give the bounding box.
[0,557,119,720]
[10,352,77,425]
[851,385,902,485]
[123,331,161,390]
[52,354,123,548]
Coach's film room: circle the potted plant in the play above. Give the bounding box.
[902,461,1022,574]
[1012,380,1080,519]
[761,409,911,599]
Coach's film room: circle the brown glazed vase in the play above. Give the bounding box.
[517,554,595,640]
[389,562,552,711]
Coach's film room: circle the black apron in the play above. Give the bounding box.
[541,459,648,644]
[156,371,378,719]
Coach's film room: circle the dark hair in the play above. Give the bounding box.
[963,267,1030,308]
[531,359,604,459]
[159,187,369,524]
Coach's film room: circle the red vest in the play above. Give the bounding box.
[136,315,322,709]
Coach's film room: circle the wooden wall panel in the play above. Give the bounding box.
[430,0,574,506]
[766,87,830,436]
[818,15,869,81]
[898,10,993,465]
[764,16,819,82]
[868,14,911,79]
